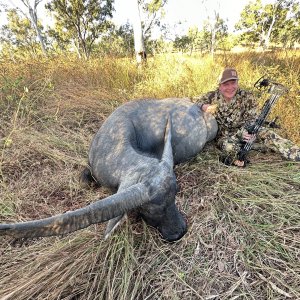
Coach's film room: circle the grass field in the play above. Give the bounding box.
[0,52,299,299]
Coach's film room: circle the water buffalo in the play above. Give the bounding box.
[0,98,217,242]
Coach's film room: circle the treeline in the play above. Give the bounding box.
[0,0,299,60]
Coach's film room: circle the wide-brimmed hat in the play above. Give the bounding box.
[219,68,238,84]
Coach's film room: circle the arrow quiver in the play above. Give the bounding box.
[237,77,288,164]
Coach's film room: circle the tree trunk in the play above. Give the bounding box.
[22,0,47,56]
[210,11,219,57]
[132,0,146,63]
[264,14,276,50]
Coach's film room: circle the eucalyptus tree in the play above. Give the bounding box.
[194,0,228,56]
[173,19,228,56]
[208,11,228,55]
[272,1,300,48]
[132,0,146,63]
[139,0,167,39]
[0,9,43,57]
[21,0,47,55]
[94,23,134,57]
[235,0,295,49]
[173,35,191,53]
[132,0,167,62]
[46,0,114,59]
[0,0,47,56]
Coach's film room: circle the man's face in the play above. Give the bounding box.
[219,80,238,101]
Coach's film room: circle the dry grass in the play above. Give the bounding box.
[0,53,299,299]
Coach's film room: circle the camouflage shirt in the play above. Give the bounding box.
[195,89,259,138]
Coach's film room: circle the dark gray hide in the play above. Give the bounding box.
[0,98,217,242]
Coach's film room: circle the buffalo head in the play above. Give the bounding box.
[0,116,187,242]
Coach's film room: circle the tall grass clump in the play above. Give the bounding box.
[0,51,299,299]
[132,53,221,98]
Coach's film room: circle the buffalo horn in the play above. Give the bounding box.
[0,183,150,239]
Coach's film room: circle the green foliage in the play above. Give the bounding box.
[235,0,299,49]
[0,9,42,57]
[95,23,135,57]
[173,19,229,54]
[173,35,192,53]
[45,0,115,59]
[272,1,300,48]
[1,0,300,58]
[138,0,167,38]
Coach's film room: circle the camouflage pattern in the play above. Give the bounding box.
[259,128,300,161]
[195,89,258,138]
[194,89,300,162]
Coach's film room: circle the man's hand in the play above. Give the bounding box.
[202,104,218,114]
[233,159,245,167]
[242,131,256,142]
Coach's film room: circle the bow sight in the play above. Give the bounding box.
[254,76,289,94]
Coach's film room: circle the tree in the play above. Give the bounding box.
[21,0,47,55]
[131,0,168,61]
[208,11,228,55]
[95,23,134,57]
[173,26,210,55]
[235,0,295,49]
[138,0,167,38]
[173,35,191,53]
[46,0,114,59]
[132,0,146,63]
[172,19,228,56]
[0,9,42,57]
[198,0,228,55]
[272,1,300,48]
[0,1,47,56]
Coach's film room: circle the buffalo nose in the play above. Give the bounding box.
[162,226,187,242]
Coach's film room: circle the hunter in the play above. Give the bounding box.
[195,68,300,167]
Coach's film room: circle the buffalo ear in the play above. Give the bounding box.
[161,115,174,169]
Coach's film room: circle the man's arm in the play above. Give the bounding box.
[193,91,218,113]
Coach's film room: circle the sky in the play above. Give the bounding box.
[113,0,275,36]
[2,0,275,36]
